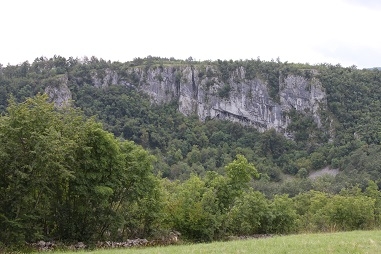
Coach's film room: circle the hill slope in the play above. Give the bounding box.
[1,56,381,192]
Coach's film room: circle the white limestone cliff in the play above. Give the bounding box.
[45,65,327,136]
[137,65,327,134]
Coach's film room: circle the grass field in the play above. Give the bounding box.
[63,230,381,254]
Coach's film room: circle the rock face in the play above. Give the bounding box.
[135,65,327,134]
[280,75,326,128]
[46,65,327,135]
[44,74,72,107]
[91,68,120,88]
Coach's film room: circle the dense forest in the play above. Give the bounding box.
[1,56,381,249]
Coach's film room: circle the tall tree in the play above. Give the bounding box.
[0,94,161,245]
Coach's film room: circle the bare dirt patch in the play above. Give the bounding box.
[308,166,339,180]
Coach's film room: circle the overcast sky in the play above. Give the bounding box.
[1,0,380,68]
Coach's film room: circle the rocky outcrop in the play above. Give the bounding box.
[135,65,327,134]
[280,75,326,128]
[91,68,120,88]
[44,74,72,107]
[59,64,327,135]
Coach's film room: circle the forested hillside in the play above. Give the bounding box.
[2,56,381,249]
[1,56,381,192]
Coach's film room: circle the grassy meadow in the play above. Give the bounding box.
[63,230,381,254]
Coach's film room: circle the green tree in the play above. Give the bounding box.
[206,155,259,212]
[164,175,222,241]
[365,180,381,224]
[324,195,375,231]
[0,94,162,246]
[267,194,297,234]
[228,189,269,235]
[0,95,77,244]
[225,154,260,195]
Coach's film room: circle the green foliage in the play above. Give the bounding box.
[217,84,232,98]
[228,190,269,235]
[324,195,375,231]
[164,155,260,241]
[225,155,260,194]
[293,188,379,232]
[286,109,322,147]
[164,175,222,241]
[0,95,161,246]
[267,194,298,234]
[0,95,76,243]
[4,57,381,247]
[3,56,377,189]
[260,129,292,160]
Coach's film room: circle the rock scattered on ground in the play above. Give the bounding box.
[30,231,181,251]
